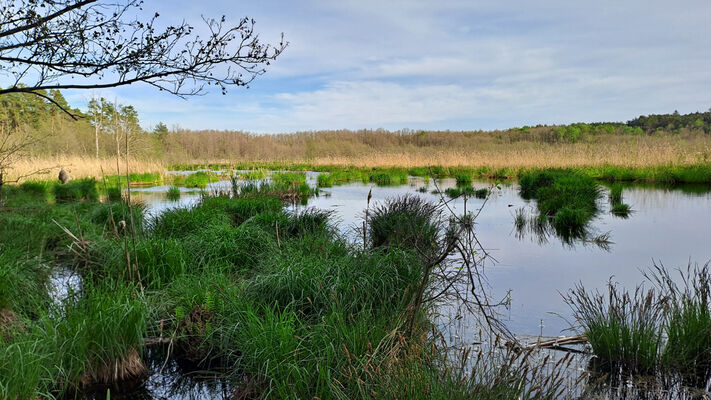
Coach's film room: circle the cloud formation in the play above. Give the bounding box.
[62,0,711,132]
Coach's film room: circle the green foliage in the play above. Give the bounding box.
[53,178,98,202]
[519,169,601,238]
[0,250,50,316]
[241,168,268,180]
[104,172,162,187]
[567,262,711,379]
[628,110,711,134]
[19,180,50,198]
[368,195,441,254]
[106,186,123,201]
[611,203,631,217]
[608,184,623,205]
[454,173,472,185]
[271,171,306,185]
[54,281,147,389]
[566,283,663,374]
[368,171,408,186]
[166,185,181,201]
[316,173,333,187]
[445,186,475,198]
[474,188,489,199]
[183,171,218,188]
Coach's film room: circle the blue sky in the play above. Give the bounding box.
[61,0,711,133]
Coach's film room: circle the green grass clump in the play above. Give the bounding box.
[241,168,267,180]
[53,178,98,202]
[316,173,333,187]
[19,180,51,198]
[54,282,147,390]
[565,283,663,374]
[368,195,442,254]
[455,173,473,185]
[663,299,711,379]
[445,186,473,198]
[609,184,623,205]
[611,202,632,217]
[368,171,408,186]
[183,171,219,188]
[519,169,601,238]
[104,172,162,187]
[655,263,711,381]
[106,186,123,201]
[475,188,489,199]
[567,262,711,379]
[271,171,306,185]
[166,185,181,201]
[0,250,50,318]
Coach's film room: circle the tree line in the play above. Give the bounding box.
[1,90,709,163]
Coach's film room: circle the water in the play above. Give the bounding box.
[120,172,711,398]
[131,175,711,338]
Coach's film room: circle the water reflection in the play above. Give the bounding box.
[116,173,711,398]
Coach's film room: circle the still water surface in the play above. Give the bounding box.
[121,172,711,398]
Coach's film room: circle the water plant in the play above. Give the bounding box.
[565,282,664,374]
[475,188,489,199]
[183,171,218,188]
[271,171,306,185]
[241,168,267,180]
[104,172,163,187]
[519,169,601,239]
[611,203,632,218]
[566,261,711,382]
[455,173,473,185]
[166,185,181,201]
[368,194,442,254]
[609,184,623,205]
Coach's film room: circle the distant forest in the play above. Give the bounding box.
[2,89,710,162]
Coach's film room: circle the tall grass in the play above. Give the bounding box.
[565,282,663,374]
[183,171,219,188]
[54,281,147,390]
[368,195,442,255]
[271,171,306,185]
[166,185,181,201]
[519,169,601,239]
[104,172,163,187]
[566,262,711,381]
[53,178,99,202]
[241,168,268,180]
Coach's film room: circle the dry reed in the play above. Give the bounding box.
[8,156,165,182]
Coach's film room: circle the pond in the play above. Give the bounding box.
[120,171,711,398]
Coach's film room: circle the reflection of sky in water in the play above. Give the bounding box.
[132,175,711,339]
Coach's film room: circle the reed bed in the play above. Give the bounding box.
[7,156,164,182]
[566,261,711,385]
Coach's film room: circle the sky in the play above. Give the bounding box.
[59,0,711,133]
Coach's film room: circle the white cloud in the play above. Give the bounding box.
[52,0,711,132]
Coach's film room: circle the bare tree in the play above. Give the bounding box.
[0,0,287,117]
[0,0,285,195]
